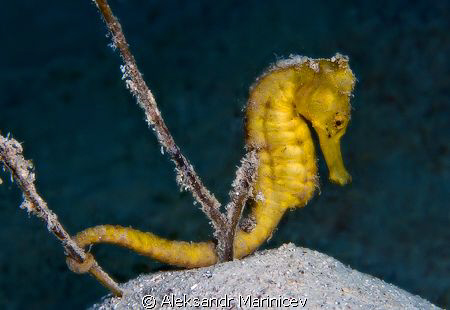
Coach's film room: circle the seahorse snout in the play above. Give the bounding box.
[329,168,352,186]
[315,129,351,186]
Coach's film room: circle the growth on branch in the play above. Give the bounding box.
[223,150,259,260]
[92,0,228,248]
[0,134,123,297]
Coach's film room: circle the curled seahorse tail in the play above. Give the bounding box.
[74,225,218,268]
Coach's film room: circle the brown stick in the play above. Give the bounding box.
[92,0,227,244]
[223,151,259,261]
[0,134,123,297]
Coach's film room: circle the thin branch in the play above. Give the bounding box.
[0,134,122,297]
[222,151,259,261]
[92,0,227,238]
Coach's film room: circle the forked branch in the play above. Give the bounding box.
[0,134,123,296]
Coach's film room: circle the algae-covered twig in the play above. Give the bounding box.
[0,134,123,296]
[92,0,228,257]
[223,150,259,260]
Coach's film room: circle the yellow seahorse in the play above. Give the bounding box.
[68,53,355,271]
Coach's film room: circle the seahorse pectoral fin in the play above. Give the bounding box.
[315,129,351,186]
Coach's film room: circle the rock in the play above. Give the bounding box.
[92,244,440,309]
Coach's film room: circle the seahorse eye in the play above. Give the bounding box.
[333,113,348,131]
[334,119,344,130]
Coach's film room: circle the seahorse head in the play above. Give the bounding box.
[295,54,356,185]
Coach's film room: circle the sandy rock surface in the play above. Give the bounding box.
[92,244,439,309]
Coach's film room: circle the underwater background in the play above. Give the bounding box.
[0,0,448,309]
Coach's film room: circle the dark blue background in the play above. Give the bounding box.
[0,1,448,309]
